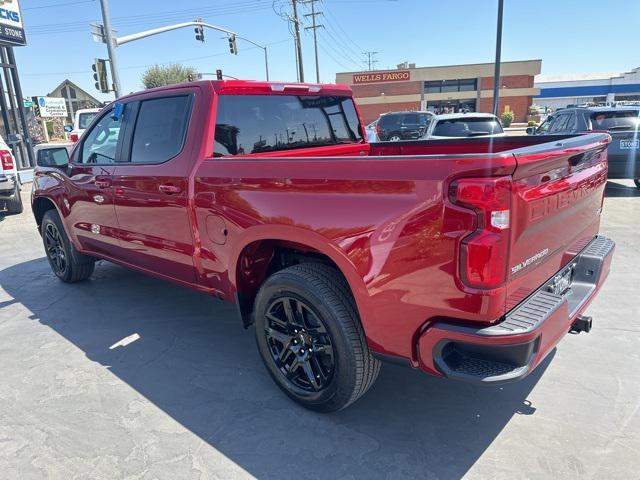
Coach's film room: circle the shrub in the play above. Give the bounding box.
[527,120,537,127]
[501,110,514,127]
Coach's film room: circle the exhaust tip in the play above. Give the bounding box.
[570,315,592,334]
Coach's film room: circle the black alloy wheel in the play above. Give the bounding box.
[41,209,95,282]
[254,263,380,412]
[44,222,67,276]
[264,295,335,392]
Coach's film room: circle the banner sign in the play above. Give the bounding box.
[34,97,68,118]
[0,0,26,46]
[352,70,410,84]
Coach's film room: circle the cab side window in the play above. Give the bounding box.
[80,109,124,164]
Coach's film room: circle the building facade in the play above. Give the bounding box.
[47,79,103,124]
[534,67,640,110]
[336,60,541,124]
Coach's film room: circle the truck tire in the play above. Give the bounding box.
[5,183,23,214]
[41,209,95,283]
[634,178,640,189]
[254,263,380,412]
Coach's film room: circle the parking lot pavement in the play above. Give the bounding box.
[0,182,639,480]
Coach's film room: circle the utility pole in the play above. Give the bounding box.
[291,0,304,82]
[492,0,504,116]
[303,0,322,83]
[99,0,122,98]
[363,51,378,71]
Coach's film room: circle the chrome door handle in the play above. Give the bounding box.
[159,184,181,194]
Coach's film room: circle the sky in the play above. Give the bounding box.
[13,0,640,101]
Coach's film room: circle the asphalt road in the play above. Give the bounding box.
[1,181,639,480]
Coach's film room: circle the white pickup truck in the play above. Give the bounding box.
[0,134,22,214]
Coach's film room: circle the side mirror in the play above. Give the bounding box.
[37,147,70,169]
[526,126,535,135]
[64,124,73,133]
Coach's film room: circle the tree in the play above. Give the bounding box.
[141,64,198,89]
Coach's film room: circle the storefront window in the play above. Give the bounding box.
[423,78,477,94]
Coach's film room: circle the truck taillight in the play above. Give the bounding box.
[450,176,512,289]
[70,133,79,143]
[0,150,13,170]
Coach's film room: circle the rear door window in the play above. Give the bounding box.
[432,117,503,137]
[590,110,640,130]
[78,112,98,130]
[129,95,192,164]
[214,94,363,156]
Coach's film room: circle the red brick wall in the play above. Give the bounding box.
[351,81,422,98]
[478,96,532,123]
[357,101,422,124]
[481,74,534,89]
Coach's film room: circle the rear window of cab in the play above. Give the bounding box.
[214,94,363,156]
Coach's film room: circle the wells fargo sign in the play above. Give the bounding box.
[352,70,410,84]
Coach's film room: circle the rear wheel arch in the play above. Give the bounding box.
[231,230,369,329]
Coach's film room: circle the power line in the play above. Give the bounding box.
[320,28,362,67]
[363,51,379,71]
[21,38,293,76]
[302,0,322,83]
[22,0,95,10]
[28,1,288,34]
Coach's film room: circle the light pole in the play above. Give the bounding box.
[99,0,122,98]
[492,0,504,116]
[235,35,270,81]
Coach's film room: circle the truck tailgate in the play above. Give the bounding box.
[505,133,611,309]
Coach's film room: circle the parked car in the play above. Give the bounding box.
[527,106,640,188]
[424,112,505,139]
[0,134,23,214]
[32,80,614,412]
[69,107,102,143]
[376,111,434,141]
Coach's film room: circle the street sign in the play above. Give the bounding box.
[23,99,32,107]
[33,96,68,118]
[0,0,26,46]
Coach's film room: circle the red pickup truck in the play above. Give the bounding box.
[32,80,615,412]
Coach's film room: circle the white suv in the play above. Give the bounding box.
[0,135,23,214]
[424,113,505,139]
[69,107,101,143]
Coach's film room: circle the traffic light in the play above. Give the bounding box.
[194,19,204,42]
[228,35,237,55]
[216,69,223,80]
[31,96,41,117]
[92,58,109,93]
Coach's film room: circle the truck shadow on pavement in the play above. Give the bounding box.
[605,181,640,197]
[1,257,552,479]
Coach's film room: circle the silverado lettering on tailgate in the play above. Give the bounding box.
[511,248,549,275]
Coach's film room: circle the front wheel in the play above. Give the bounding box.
[41,209,95,282]
[389,134,402,142]
[254,263,380,412]
[634,178,640,189]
